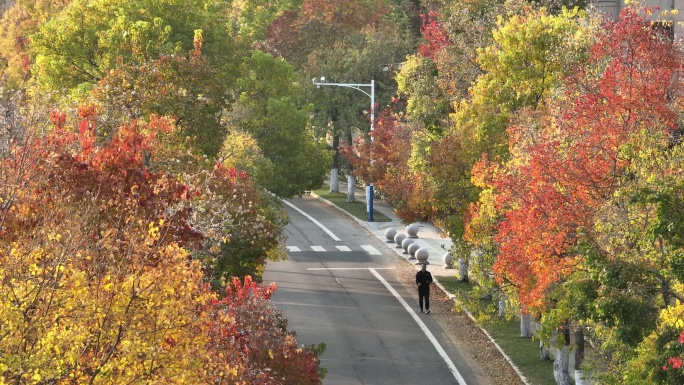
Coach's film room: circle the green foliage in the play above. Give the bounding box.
[396,55,448,135]
[0,0,72,87]
[91,35,232,157]
[231,50,331,197]
[228,0,300,41]
[266,0,415,184]
[30,0,232,91]
[455,5,589,161]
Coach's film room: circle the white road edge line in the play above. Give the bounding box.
[282,199,341,241]
[368,268,468,385]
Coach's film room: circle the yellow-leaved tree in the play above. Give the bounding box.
[0,107,322,384]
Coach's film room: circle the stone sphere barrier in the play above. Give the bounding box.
[407,243,421,259]
[401,238,414,254]
[416,248,430,264]
[384,228,397,243]
[443,252,453,269]
[406,223,420,238]
[394,233,407,248]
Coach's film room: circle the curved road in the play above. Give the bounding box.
[263,195,486,385]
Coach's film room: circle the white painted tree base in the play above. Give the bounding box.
[329,169,339,193]
[347,174,355,202]
[553,346,571,385]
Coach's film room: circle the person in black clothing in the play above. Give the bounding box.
[416,263,433,314]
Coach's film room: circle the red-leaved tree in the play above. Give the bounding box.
[481,5,683,312]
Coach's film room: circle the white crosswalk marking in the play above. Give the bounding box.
[287,244,382,254]
[360,245,382,255]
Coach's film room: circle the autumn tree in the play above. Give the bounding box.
[200,276,324,384]
[28,0,241,92]
[470,5,684,383]
[340,100,433,221]
[89,31,231,157]
[387,0,511,239]
[0,109,208,382]
[0,0,72,87]
[227,0,299,42]
[10,0,246,158]
[0,106,322,383]
[5,0,329,200]
[187,160,288,287]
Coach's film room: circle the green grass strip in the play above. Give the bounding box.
[438,276,559,385]
[312,189,392,222]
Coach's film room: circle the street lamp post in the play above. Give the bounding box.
[313,77,375,222]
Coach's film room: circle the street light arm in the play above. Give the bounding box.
[312,82,373,99]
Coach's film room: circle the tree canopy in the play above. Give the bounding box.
[0,106,322,383]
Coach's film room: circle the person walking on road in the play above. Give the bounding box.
[416,263,433,314]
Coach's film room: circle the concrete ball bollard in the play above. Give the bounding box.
[443,252,453,269]
[384,228,397,243]
[394,233,407,248]
[415,248,429,264]
[407,243,421,259]
[401,238,414,254]
[406,223,420,238]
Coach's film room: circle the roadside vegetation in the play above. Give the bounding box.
[439,277,558,385]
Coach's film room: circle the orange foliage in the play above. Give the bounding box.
[0,109,321,383]
[478,6,684,311]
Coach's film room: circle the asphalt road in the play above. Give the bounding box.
[263,195,485,385]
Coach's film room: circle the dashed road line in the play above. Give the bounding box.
[360,245,382,255]
[285,245,381,255]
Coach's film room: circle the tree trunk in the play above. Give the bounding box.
[553,325,571,385]
[520,313,532,338]
[540,323,550,361]
[540,341,550,361]
[553,345,571,385]
[574,327,586,385]
[498,296,506,317]
[347,174,355,202]
[329,134,340,193]
[346,132,355,202]
[458,258,469,282]
[329,169,339,193]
